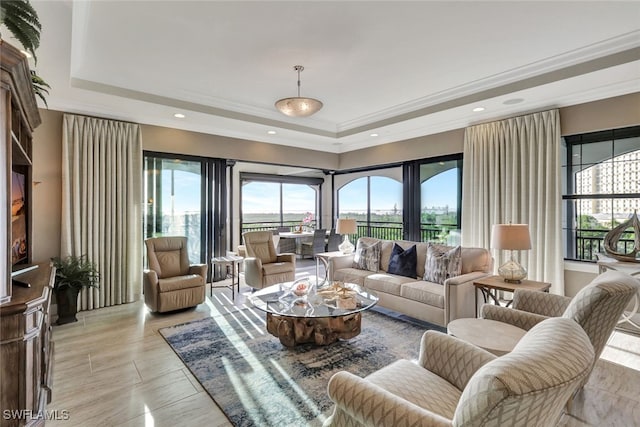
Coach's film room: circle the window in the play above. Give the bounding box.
[563,126,640,261]
[240,173,322,232]
[337,174,403,240]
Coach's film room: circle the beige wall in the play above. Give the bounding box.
[32,109,63,263]
[30,93,640,290]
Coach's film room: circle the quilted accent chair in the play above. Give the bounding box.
[481,269,638,384]
[143,236,207,313]
[243,231,296,289]
[324,317,594,427]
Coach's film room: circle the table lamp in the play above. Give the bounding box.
[336,218,357,254]
[491,223,532,283]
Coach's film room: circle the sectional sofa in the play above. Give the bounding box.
[327,237,493,327]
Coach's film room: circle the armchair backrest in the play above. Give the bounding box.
[145,236,191,279]
[243,231,278,264]
[454,317,594,427]
[562,270,638,361]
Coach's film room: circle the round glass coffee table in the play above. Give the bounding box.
[248,279,378,347]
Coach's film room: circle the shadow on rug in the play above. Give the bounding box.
[159,308,443,427]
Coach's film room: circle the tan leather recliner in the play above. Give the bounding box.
[243,231,295,289]
[144,236,207,312]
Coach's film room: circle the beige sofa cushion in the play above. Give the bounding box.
[460,246,493,274]
[333,268,372,286]
[364,273,415,296]
[401,281,445,308]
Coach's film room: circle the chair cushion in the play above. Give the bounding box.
[366,359,461,420]
[155,250,184,278]
[158,274,204,293]
[262,262,295,276]
[387,243,418,278]
[423,243,462,284]
[353,240,381,272]
[400,281,445,308]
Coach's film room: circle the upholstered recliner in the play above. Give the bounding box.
[144,236,207,313]
[324,317,594,427]
[243,231,296,289]
[481,270,638,384]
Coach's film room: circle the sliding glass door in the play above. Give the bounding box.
[144,152,227,270]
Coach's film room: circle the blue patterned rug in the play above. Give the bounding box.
[159,307,443,427]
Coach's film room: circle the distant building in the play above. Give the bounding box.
[577,149,640,222]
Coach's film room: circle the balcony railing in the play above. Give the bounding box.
[574,228,635,261]
[241,221,316,234]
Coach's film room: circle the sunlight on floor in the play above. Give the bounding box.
[144,405,154,427]
[600,330,640,371]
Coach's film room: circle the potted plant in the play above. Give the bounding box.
[0,0,50,105]
[52,255,99,325]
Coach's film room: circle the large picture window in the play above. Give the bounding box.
[337,173,403,240]
[240,173,322,233]
[563,126,640,261]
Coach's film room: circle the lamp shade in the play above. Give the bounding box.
[336,218,357,235]
[491,224,532,251]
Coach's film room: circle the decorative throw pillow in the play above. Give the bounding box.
[387,243,417,278]
[353,240,381,272]
[423,243,462,284]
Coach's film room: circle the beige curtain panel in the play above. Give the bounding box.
[62,114,143,310]
[461,109,563,294]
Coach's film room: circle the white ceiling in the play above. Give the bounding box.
[19,1,640,153]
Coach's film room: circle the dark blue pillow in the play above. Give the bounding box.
[387,243,417,278]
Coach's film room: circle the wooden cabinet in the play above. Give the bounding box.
[1,39,41,304]
[0,264,55,427]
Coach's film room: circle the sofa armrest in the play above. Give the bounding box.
[326,371,451,427]
[481,304,550,331]
[512,289,571,316]
[418,330,495,390]
[189,264,208,280]
[327,254,355,281]
[444,271,489,286]
[243,257,263,288]
[276,253,296,264]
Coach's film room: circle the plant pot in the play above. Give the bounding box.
[56,287,80,325]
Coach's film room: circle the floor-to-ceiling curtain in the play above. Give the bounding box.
[461,109,563,294]
[62,114,142,310]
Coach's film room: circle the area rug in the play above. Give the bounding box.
[159,308,443,427]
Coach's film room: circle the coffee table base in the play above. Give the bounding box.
[266,312,362,347]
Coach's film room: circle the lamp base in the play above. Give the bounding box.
[498,259,527,283]
[339,235,354,255]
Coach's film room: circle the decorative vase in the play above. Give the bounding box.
[56,287,80,325]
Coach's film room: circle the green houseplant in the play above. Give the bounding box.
[52,255,99,325]
[0,0,50,106]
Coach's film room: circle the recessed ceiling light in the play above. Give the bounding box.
[174,113,185,118]
[370,133,379,137]
[503,98,524,105]
[267,130,277,135]
[20,50,32,59]
[472,107,485,112]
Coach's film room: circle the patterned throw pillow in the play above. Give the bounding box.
[353,240,381,272]
[423,243,462,284]
[387,243,417,278]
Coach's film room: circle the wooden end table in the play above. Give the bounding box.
[473,275,551,316]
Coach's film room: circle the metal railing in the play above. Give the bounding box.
[574,228,635,261]
[241,220,316,234]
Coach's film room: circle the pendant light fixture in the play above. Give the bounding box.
[275,65,323,117]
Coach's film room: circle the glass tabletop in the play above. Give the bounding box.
[248,279,378,319]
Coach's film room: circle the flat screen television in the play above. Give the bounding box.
[11,169,29,268]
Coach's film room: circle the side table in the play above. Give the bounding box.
[473,275,551,316]
[211,255,243,298]
[596,253,640,333]
[314,251,346,285]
